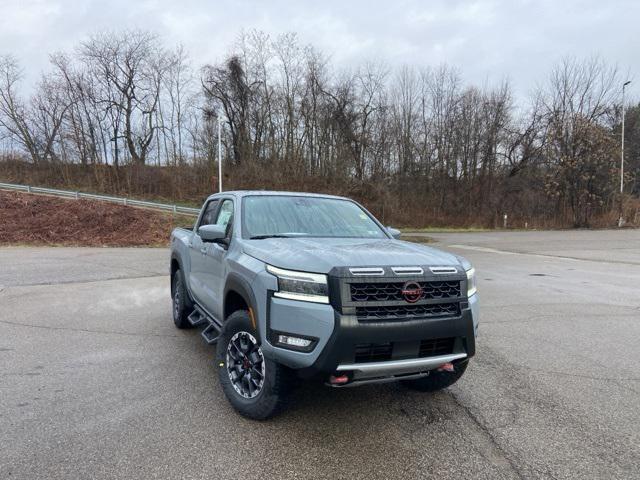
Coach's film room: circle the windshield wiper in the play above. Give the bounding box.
[249,234,294,240]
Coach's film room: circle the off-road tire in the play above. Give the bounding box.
[402,361,468,392]
[171,269,192,329]
[217,310,292,420]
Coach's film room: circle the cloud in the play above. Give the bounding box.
[0,0,637,101]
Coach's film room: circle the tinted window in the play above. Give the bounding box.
[242,195,387,239]
[199,200,219,227]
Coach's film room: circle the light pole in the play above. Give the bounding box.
[218,113,223,193]
[619,80,631,227]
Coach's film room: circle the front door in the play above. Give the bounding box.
[194,198,234,320]
[188,199,219,305]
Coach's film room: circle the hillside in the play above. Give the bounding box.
[0,191,192,246]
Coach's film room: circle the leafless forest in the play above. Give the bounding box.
[1,30,638,227]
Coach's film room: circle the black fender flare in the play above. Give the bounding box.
[170,252,181,275]
[170,252,194,306]
[224,272,260,334]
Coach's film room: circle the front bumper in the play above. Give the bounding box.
[265,294,477,380]
[337,352,468,379]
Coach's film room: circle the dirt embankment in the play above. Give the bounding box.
[0,191,193,246]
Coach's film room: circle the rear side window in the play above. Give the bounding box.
[199,200,219,227]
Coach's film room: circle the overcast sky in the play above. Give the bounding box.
[1,0,638,102]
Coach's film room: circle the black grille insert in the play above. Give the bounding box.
[354,342,393,363]
[419,337,455,357]
[356,302,460,321]
[352,338,455,363]
[350,281,461,303]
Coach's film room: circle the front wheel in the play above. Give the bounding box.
[216,310,292,420]
[402,360,468,392]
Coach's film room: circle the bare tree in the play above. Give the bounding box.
[202,55,256,165]
[79,31,168,165]
[0,32,636,228]
[0,55,42,163]
[540,56,620,225]
[161,45,196,165]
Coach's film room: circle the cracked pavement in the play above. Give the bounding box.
[1,230,639,479]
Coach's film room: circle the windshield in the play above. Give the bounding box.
[242,195,388,239]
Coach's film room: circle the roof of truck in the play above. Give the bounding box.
[207,190,350,200]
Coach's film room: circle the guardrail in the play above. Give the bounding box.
[0,182,201,216]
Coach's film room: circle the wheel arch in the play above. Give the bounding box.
[170,253,194,307]
[224,273,259,334]
[170,255,180,279]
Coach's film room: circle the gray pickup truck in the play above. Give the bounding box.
[170,191,478,419]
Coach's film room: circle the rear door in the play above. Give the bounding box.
[197,198,234,319]
[188,199,219,305]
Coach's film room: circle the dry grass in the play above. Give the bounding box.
[400,235,436,244]
[0,191,193,247]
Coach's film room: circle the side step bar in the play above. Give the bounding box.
[189,305,223,345]
[201,323,221,345]
[187,309,207,327]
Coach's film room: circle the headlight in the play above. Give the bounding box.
[266,265,329,304]
[466,267,477,297]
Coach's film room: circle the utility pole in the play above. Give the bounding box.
[218,113,223,193]
[619,80,631,227]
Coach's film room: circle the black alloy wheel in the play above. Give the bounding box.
[226,331,266,399]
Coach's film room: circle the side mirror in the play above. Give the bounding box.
[387,227,401,239]
[198,224,226,243]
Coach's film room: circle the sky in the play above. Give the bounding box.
[0,0,638,103]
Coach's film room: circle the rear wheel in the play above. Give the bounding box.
[171,269,192,329]
[402,361,468,392]
[217,310,291,420]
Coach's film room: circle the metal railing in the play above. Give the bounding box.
[0,182,201,216]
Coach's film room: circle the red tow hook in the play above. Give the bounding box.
[437,362,455,373]
[329,374,350,385]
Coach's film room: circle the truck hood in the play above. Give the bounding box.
[242,237,461,274]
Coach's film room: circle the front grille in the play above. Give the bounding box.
[419,337,455,357]
[354,342,392,363]
[356,302,460,322]
[350,281,461,303]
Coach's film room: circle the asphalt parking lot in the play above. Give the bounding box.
[1,230,639,479]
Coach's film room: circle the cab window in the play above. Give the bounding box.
[199,200,219,228]
[215,199,234,236]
